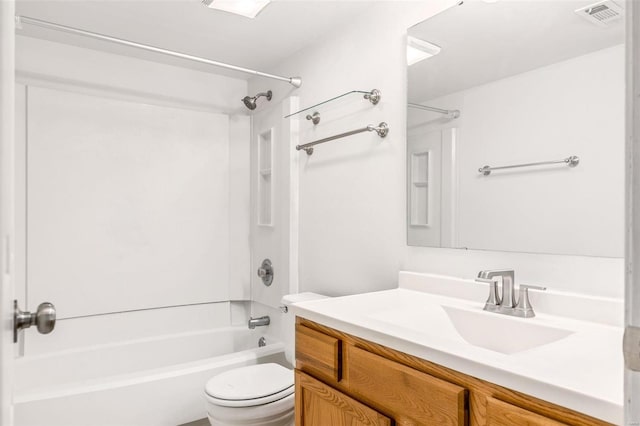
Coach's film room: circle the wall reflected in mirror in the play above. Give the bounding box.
[406,0,624,257]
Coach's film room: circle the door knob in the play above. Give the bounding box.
[14,300,56,343]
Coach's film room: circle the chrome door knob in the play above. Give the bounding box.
[34,302,56,334]
[14,300,56,343]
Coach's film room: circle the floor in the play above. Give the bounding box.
[178,419,209,426]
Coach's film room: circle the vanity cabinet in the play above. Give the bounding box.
[295,370,391,426]
[485,397,567,426]
[347,345,467,425]
[295,318,612,426]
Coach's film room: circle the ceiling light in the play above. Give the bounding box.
[202,0,271,19]
[407,36,441,66]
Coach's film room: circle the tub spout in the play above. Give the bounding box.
[248,316,270,329]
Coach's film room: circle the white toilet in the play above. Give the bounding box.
[204,292,327,426]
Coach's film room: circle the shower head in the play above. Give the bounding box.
[242,90,272,110]
[242,96,257,110]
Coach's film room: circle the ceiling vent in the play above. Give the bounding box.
[575,0,624,27]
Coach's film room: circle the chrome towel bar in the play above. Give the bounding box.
[296,122,389,155]
[478,156,580,176]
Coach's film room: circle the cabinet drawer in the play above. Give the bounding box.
[296,324,341,383]
[486,397,568,426]
[295,370,391,426]
[346,345,467,426]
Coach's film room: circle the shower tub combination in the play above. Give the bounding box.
[14,327,286,426]
[11,13,300,426]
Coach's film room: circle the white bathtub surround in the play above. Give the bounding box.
[14,327,286,426]
[25,86,231,318]
[15,35,251,324]
[291,271,624,424]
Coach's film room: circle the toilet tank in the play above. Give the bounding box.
[280,292,328,364]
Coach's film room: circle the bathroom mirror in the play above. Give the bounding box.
[407,0,625,257]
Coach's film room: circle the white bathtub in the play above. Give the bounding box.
[14,326,287,426]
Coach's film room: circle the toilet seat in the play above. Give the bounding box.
[206,393,295,425]
[205,363,294,408]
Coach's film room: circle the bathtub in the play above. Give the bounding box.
[14,326,287,426]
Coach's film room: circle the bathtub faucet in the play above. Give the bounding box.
[248,316,270,329]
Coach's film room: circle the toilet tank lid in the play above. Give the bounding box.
[205,363,293,401]
[281,292,328,305]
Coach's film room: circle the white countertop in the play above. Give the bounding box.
[291,272,624,424]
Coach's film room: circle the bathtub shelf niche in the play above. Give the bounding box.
[258,128,273,226]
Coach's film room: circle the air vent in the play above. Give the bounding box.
[575,0,623,27]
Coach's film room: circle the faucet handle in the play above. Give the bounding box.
[513,284,547,318]
[475,277,501,312]
[520,284,547,292]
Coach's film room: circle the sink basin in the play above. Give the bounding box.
[442,306,574,354]
[367,301,575,355]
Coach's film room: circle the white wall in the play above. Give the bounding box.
[15,36,252,352]
[249,1,624,300]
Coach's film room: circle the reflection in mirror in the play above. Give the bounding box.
[406,0,624,257]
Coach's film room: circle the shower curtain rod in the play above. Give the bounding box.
[408,102,460,119]
[15,15,302,88]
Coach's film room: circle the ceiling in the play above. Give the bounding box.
[408,0,625,103]
[15,0,376,80]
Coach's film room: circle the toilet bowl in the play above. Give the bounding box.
[204,292,328,426]
[205,363,294,426]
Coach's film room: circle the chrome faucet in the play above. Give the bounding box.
[248,315,270,329]
[476,270,546,318]
[477,269,516,313]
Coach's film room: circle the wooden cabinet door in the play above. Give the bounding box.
[296,324,342,383]
[486,397,568,426]
[295,370,391,426]
[346,345,468,426]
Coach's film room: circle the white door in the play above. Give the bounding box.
[250,97,299,308]
[0,2,16,424]
[626,2,640,424]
